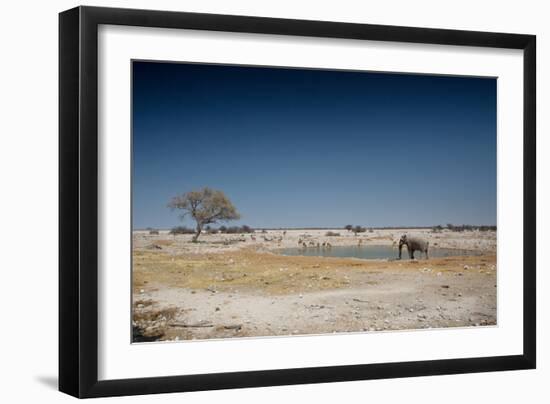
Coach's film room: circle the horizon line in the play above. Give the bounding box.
[134,224,497,231]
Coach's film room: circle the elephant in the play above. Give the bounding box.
[398,234,429,259]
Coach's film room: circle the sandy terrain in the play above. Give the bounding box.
[132,228,496,342]
[133,227,496,255]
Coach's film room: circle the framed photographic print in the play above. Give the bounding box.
[59,6,536,398]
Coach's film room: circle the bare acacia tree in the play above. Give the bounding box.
[168,187,240,241]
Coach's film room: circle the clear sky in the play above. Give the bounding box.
[132,61,496,229]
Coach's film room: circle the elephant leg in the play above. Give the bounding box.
[425,249,429,259]
[409,249,415,259]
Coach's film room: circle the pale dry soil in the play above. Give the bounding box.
[132,229,496,341]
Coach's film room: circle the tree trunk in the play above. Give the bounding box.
[193,223,202,242]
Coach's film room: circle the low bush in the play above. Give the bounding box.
[240,225,254,233]
[215,225,254,234]
[446,224,496,232]
[169,226,195,235]
[431,225,443,233]
[224,226,241,234]
[325,231,341,237]
[223,225,254,234]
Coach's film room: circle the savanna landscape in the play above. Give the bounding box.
[131,62,497,343]
[132,200,497,342]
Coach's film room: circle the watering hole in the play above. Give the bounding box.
[278,245,480,260]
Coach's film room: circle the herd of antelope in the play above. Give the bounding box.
[297,239,333,249]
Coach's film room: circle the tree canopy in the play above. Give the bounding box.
[168,187,240,241]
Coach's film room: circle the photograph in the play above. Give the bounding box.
[131,60,497,343]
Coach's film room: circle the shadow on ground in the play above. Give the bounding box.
[35,375,58,390]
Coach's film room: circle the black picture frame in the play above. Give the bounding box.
[59,5,536,398]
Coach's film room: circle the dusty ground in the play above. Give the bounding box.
[132,228,496,342]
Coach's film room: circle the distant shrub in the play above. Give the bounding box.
[325,231,341,237]
[218,225,254,234]
[224,226,241,234]
[169,226,195,235]
[149,229,159,235]
[344,224,353,232]
[241,225,254,233]
[353,226,366,234]
[431,225,443,233]
[445,224,495,232]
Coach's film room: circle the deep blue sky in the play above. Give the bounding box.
[132,61,496,229]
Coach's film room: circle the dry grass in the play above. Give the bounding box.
[367,235,395,241]
[132,304,180,340]
[133,306,179,323]
[151,239,174,246]
[133,248,496,296]
[133,298,155,307]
